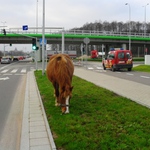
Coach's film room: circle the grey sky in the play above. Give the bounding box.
[0,0,149,52]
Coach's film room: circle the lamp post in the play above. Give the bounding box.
[1,21,7,56]
[125,3,131,51]
[36,0,38,33]
[143,3,149,37]
[42,0,45,75]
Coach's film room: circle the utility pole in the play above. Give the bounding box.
[42,0,45,75]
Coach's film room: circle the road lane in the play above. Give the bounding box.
[75,61,150,86]
[0,60,34,150]
[0,74,26,150]
[0,75,26,150]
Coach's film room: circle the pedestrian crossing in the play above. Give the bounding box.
[0,68,35,75]
[86,66,107,72]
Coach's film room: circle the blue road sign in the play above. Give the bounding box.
[22,25,28,30]
[39,38,47,45]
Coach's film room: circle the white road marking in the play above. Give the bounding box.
[21,69,26,73]
[126,73,134,76]
[96,67,102,69]
[1,69,8,73]
[88,67,94,70]
[140,76,150,79]
[0,77,9,80]
[11,69,18,73]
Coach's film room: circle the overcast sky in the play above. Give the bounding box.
[0,0,150,52]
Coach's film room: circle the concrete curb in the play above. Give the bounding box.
[33,72,56,150]
[20,71,29,150]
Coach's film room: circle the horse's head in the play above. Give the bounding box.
[60,86,73,114]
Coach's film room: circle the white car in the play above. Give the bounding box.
[1,58,11,64]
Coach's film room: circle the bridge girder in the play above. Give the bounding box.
[0,34,150,46]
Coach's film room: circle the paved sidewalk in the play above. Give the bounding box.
[74,67,150,108]
[20,71,56,150]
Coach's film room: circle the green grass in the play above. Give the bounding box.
[133,65,150,73]
[35,70,150,150]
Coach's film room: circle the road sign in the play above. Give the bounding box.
[39,38,47,46]
[83,37,90,44]
[22,25,28,30]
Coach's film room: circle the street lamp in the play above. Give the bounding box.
[125,3,131,51]
[36,0,39,33]
[1,21,7,56]
[143,3,149,37]
[42,0,45,75]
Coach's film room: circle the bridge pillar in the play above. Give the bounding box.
[122,44,127,50]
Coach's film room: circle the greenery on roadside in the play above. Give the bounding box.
[133,57,144,61]
[77,57,145,62]
[133,65,150,73]
[35,70,150,150]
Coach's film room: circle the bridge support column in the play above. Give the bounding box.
[122,44,127,50]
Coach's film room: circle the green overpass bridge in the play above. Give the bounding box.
[0,27,150,46]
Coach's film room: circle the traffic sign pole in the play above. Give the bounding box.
[83,38,90,69]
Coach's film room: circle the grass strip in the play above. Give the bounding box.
[133,65,150,73]
[35,70,150,150]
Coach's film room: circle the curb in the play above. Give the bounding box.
[33,72,56,150]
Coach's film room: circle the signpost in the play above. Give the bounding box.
[83,38,90,69]
[22,25,28,30]
[39,38,47,46]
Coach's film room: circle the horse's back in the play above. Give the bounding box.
[46,54,74,82]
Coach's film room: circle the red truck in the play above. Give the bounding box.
[102,48,133,71]
[91,50,98,58]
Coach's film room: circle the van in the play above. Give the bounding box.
[102,48,133,71]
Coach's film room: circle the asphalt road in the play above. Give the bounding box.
[0,59,35,150]
[74,61,150,86]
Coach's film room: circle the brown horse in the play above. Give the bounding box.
[46,54,74,114]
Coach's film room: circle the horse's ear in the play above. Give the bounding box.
[70,86,73,91]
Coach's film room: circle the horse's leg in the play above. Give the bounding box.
[53,82,60,106]
[65,96,70,114]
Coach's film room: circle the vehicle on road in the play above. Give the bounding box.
[47,50,77,58]
[91,50,98,58]
[13,58,19,61]
[102,48,133,71]
[1,57,11,64]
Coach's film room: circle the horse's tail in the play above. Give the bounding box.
[56,54,67,64]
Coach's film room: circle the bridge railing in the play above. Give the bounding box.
[64,30,150,38]
[1,27,150,38]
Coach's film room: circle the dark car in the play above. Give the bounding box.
[13,58,19,61]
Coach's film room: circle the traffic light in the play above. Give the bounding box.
[32,38,38,50]
[3,29,6,35]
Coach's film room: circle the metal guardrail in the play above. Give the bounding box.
[1,27,150,38]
